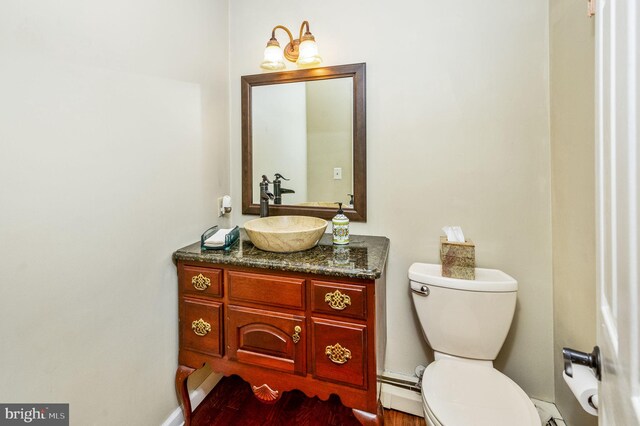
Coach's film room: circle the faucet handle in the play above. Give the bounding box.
[347,194,354,205]
[274,173,290,181]
[261,175,272,184]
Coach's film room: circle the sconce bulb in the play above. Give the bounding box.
[261,43,286,71]
[296,38,322,67]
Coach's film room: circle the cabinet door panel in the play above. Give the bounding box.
[181,297,223,357]
[312,318,367,388]
[228,305,305,374]
[240,323,289,357]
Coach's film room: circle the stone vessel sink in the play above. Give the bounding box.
[244,216,328,253]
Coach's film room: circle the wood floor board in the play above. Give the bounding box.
[191,375,425,426]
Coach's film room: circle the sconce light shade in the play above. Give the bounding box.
[296,36,322,67]
[261,39,286,71]
[260,21,322,70]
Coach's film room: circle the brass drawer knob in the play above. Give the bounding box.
[325,343,352,364]
[191,273,211,291]
[191,318,212,336]
[292,326,302,344]
[324,290,351,310]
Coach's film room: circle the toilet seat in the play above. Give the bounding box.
[421,358,539,426]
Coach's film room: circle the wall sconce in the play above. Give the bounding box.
[260,21,322,71]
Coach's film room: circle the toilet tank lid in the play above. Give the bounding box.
[408,263,517,292]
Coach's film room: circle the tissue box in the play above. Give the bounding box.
[440,236,475,280]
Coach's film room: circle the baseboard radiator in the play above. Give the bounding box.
[378,372,424,417]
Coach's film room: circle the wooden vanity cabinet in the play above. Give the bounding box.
[175,261,386,426]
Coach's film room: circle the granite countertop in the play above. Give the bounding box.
[173,228,389,280]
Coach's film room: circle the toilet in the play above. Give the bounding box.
[409,263,540,426]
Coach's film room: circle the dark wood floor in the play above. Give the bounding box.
[192,375,425,426]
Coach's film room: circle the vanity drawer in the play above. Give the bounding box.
[228,271,304,310]
[311,280,367,319]
[312,318,367,388]
[180,297,223,357]
[180,265,223,297]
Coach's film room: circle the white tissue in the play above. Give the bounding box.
[442,226,466,243]
[563,365,598,416]
[205,228,232,246]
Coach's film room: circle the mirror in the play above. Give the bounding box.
[242,63,366,221]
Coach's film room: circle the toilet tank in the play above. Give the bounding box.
[409,263,517,361]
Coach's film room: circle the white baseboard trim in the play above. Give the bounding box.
[379,371,423,417]
[380,383,423,417]
[531,398,566,425]
[161,372,222,426]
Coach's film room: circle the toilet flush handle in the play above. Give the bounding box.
[411,285,430,297]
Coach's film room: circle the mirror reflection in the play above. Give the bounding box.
[251,78,354,208]
[242,63,366,221]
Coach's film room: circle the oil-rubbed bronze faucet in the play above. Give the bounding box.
[260,175,274,217]
[273,173,295,205]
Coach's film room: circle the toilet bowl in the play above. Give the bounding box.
[409,263,539,426]
[421,356,539,426]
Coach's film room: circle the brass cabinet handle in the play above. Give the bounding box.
[191,273,211,291]
[325,343,352,364]
[292,326,302,344]
[324,290,351,310]
[191,318,212,336]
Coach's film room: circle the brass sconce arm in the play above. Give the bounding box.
[270,25,294,44]
[269,25,296,61]
[297,21,312,41]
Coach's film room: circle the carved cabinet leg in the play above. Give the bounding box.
[175,365,196,426]
[352,400,384,426]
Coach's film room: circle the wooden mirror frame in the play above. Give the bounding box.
[242,63,366,221]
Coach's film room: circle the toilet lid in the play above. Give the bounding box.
[422,359,539,426]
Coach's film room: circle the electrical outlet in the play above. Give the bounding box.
[333,167,342,180]
[217,197,223,217]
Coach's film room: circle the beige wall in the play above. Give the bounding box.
[252,83,308,204]
[0,1,228,424]
[549,1,597,425]
[0,1,570,422]
[306,78,353,204]
[230,0,554,399]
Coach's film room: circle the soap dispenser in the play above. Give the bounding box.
[332,202,349,245]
